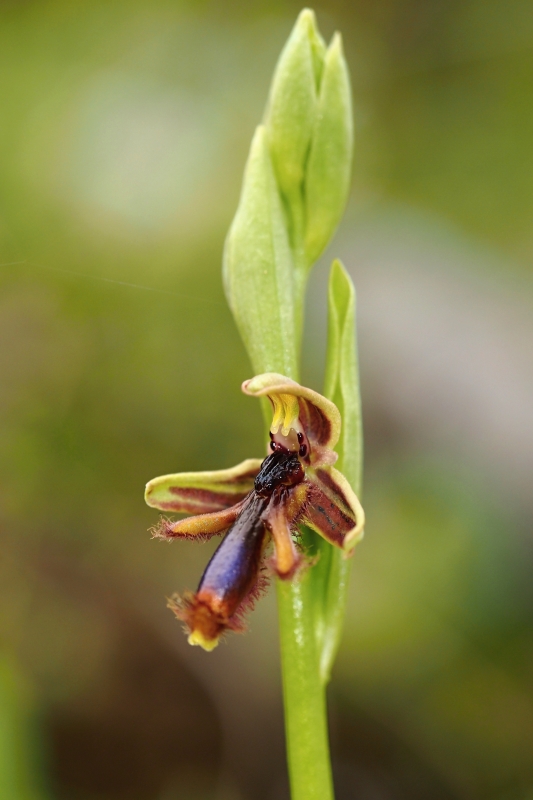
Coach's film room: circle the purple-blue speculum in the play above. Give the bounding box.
[145,373,365,651]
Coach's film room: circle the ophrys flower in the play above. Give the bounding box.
[145,373,364,651]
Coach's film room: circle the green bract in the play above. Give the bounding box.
[324,259,362,496]
[223,126,297,378]
[318,259,362,682]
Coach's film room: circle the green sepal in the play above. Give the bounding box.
[304,35,353,267]
[223,125,298,378]
[264,10,321,207]
[316,259,362,683]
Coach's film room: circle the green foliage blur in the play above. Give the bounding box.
[1,1,532,799]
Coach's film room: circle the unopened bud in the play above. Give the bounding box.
[304,34,353,266]
[264,10,325,203]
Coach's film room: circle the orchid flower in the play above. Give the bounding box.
[145,373,364,652]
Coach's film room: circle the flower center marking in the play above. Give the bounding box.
[270,393,299,437]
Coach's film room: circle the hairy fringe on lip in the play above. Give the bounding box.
[167,567,270,642]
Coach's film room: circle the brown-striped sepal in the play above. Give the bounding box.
[144,458,262,514]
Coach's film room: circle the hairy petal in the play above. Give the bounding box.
[145,458,262,514]
[264,494,304,579]
[303,467,364,552]
[242,373,340,450]
[151,500,246,541]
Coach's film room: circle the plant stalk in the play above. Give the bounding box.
[277,577,334,800]
[269,196,335,799]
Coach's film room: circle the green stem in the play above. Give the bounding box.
[277,577,334,800]
[271,193,334,800]
[286,187,308,359]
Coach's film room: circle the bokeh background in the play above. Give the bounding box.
[1,1,532,798]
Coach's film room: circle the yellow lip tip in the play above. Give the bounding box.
[187,630,219,652]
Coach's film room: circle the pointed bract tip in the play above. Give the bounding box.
[297,8,317,28]
[330,31,343,54]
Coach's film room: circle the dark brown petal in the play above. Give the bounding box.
[298,396,333,450]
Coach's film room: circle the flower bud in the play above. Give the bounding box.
[304,34,353,266]
[264,9,325,203]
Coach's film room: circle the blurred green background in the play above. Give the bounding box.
[1,1,532,798]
